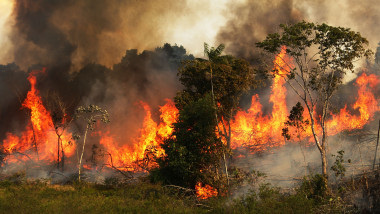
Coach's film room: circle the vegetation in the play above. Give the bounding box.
[151,95,224,189]
[257,21,372,180]
[176,43,258,150]
[74,105,110,182]
[0,179,203,214]
[0,173,370,214]
[43,92,73,171]
[1,22,379,213]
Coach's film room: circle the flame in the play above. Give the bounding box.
[2,69,75,164]
[195,182,218,199]
[229,46,291,151]
[327,73,380,134]
[99,99,178,171]
[1,48,379,172]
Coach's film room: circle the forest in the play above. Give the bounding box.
[1,1,380,213]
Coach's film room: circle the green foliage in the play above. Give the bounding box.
[213,183,314,214]
[203,43,225,62]
[282,102,309,140]
[257,21,372,178]
[330,150,351,179]
[257,20,372,112]
[298,174,328,201]
[0,182,203,214]
[152,95,224,188]
[257,21,372,106]
[177,45,257,122]
[0,177,361,213]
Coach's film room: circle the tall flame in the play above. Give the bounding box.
[327,73,380,134]
[2,69,75,164]
[1,48,379,174]
[99,99,178,171]
[229,47,291,151]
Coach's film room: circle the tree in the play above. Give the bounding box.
[282,102,309,175]
[74,105,110,181]
[43,91,73,171]
[152,95,224,189]
[257,21,372,180]
[176,43,257,150]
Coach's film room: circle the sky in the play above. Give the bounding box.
[0,0,13,63]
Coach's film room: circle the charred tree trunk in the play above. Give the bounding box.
[32,128,39,161]
[57,135,60,170]
[61,140,65,171]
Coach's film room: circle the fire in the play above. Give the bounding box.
[195,182,218,200]
[1,49,379,173]
[99,99,178,171]
[2,69,75,164]
[227,47,380,152]
[327,73,380,134]
[229,46,291,151]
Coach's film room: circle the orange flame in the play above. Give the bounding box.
[2,69,75,164]
[99,99,178,171]
[195,182,218,199]
[327,73,380,134]
[229,46,291,151]
[1,48,379,173]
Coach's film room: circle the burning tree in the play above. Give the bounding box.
[257,21,372,181]
[43,92,73,171]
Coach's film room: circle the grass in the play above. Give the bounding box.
[0,180,204,214]
[0,173,364,214]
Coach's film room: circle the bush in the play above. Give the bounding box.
[298,174,328,202]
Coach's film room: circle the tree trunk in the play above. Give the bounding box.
[373,120,380,170]
[60,139,65,171]
[321,148,328,177]
[57,135,60,170]
[78,125,89,182]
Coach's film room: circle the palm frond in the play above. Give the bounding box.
[214,44,225,56]
[204,42,210,57]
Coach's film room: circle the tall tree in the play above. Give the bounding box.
[257,21,372,180]
[176,43,257,150]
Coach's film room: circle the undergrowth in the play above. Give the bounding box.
[0,172,367,214]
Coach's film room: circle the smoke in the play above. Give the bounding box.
[217,0,303,61]
[217,0,380,190]
[7,0,188,71]
[235,129,378,188]
[217,0,380,59]
[0,0,379,187]
[2,0,236,71]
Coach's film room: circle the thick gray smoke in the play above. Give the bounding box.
[9,0,188,71]
[0,0,379,191]
[217,0,303,61]
[217,0,380,59]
